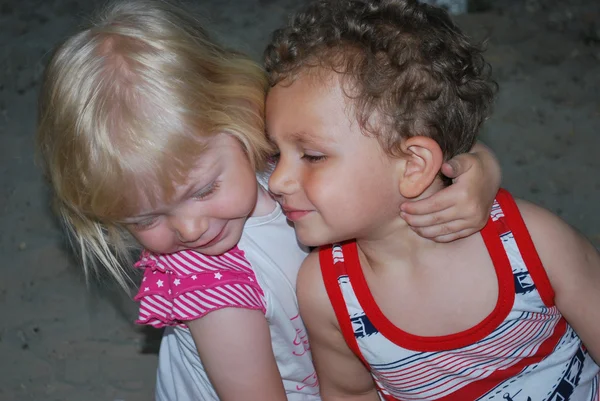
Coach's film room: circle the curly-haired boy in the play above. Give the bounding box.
[265,0,600,399]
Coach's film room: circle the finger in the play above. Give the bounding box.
[401,187,465,215]
[440,161,458,179]
[442,152,477,179]
[410,220,468,239]
[401,208,457,228]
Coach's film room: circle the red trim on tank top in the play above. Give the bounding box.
[319,244,369,365]
[495,189,555,306]
[320,244,401,400]
[342,215,516,352]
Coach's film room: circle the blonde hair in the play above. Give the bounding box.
[36,0,271,289]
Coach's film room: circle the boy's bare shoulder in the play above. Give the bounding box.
[300,248,321,271]
[297,249,336,324]
[514,198,598,281]
[297,250,325,300]
[515,199,600,360]
[515,197,582,247]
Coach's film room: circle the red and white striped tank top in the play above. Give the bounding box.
[320,189,599,401]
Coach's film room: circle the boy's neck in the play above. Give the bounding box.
[357,220,443,272]
[356,177,450,271]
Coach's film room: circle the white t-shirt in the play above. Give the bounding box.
[134,202,320,400]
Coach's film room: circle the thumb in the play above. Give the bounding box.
[441,159,460,179]
[441,154,474,180]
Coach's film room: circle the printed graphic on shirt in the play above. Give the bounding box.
[291,314,311,356]
[297,371,319,394]
[351,313,379,339]
[289,313,319,394]
[365,310,565,400]
[547,346,585,400]
[498,389,531,401]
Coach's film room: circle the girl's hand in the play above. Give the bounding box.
[400,142,501,242]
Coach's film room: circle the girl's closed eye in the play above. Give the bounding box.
[302,153,326,163]
[192,181,220,200]
[130,216,159,230]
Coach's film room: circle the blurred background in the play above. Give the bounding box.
[0,0,598,400]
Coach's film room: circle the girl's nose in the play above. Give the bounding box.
[171,214,209,244]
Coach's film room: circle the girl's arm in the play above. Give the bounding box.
[188,308,287,401]
[401,141,502,242]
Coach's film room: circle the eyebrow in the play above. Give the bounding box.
[268,130,334,146]
[122,204,165,220]
[123,167,219,220]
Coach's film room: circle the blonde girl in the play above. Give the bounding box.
[36,1,501,400]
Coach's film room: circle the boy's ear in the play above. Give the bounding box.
[397,136,444,199]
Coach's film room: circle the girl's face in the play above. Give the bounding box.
[122,133,273,255]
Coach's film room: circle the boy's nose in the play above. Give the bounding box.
[269,159,298,196]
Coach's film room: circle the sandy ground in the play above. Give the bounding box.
[0,0,598,400]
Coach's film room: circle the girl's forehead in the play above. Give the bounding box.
[124,134,237,216]
[129,163,212,214]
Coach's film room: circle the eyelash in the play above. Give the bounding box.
[302,154,326,163]
[269,152,326,163]
[192,181,220,200]
[125,182,220,230]
[131,217,159,230]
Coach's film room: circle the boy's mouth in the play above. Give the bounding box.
[282,206,313,222]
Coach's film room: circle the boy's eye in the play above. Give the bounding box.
[192,181,220,200]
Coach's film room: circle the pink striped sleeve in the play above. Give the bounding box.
[133,247,266,328]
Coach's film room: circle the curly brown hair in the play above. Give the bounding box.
[264,0,497,160]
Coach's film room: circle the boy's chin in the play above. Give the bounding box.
[295,227,348,248]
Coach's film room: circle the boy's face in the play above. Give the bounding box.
[267,72,404,247]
